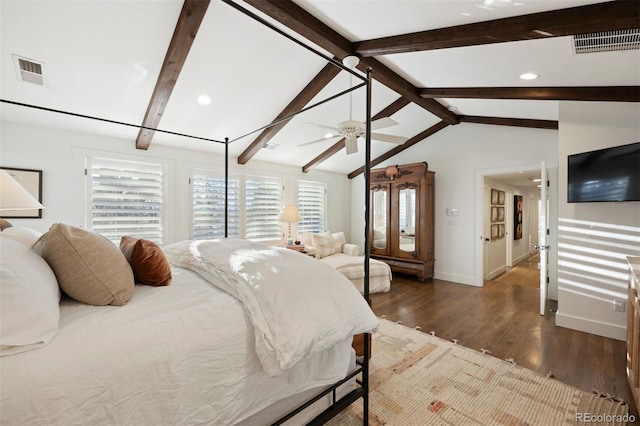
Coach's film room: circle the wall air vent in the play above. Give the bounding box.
[13,55,45,86]
[573,29,640,54]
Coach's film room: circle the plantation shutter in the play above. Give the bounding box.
[297,180,326,234]
[191,171,240,239]
[88,158,164,245]
[245,175,282,241]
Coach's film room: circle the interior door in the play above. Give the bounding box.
[538,161,549,315]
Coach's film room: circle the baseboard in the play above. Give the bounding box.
[513,252,530,265]
[487,265,506,281]
[434,271,482,287]
[556,311,626,341]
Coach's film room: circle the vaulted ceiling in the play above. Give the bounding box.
[1,0,638,176]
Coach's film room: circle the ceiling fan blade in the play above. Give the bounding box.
[369,117,398,131]
[345,135,358,155]
[298,135,340,147]
[304,123,339,132]
[370,132,408,144]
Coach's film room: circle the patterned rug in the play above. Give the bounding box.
[328,319,630,425]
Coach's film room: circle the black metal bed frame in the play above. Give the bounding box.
[219,2,373,424]
[0,1,374,423]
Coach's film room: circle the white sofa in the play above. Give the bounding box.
[300,231,391,294]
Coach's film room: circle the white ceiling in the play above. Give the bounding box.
[1,0,638,176]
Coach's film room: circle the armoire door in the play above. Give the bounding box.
[391,180,420,260]
[370,183,391,256]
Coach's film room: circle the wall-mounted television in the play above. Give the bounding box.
[567,142,640,203]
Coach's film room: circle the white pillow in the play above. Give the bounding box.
[300,232,314,248]
[312,231,336,259]
[0,238,60,356]
[0,227,43,247]
[332,232,347,253]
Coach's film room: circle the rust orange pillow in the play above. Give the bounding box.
[120,236,172,287]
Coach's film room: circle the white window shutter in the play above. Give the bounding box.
[88,158,164,245]
[297,180,326,234]
[191,171,240,239]
[245,175,282,241]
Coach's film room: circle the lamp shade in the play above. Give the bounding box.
[0,170,44,211]
[278,205,301,223]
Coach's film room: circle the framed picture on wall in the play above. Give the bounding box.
[0,167,43,218]
[498,223,505,239]
[491,224,499,240]
[491,206,499,222]
[514,195,523,240]
[497,206,504,222]
[491,189,499,205]
[498,190,505,205]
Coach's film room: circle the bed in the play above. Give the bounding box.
[0,1,377,423]
[0,234,377,425]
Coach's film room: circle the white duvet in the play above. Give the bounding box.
[0,267,362,425]
[163,239,379,376]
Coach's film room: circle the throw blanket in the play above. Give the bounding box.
[163,239,378,376]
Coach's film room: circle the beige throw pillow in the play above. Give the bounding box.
[312,231,336,259]
[35,224,134,306]
[332,232,346,253]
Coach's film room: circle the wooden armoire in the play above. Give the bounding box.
[369,162,435,281]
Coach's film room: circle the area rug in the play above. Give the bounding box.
[328,319,630,425]
[494,265,539,288]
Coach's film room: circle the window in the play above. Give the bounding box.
[191,170,240,239]
[297,180,326,234]
[88,157,164,245]
[245,175,283,241]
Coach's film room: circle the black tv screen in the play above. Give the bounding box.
[568,142,640,203]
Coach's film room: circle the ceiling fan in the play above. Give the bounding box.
[298,56,408,155]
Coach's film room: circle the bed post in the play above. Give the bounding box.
[363,66,372,426]
[225,137,229,239]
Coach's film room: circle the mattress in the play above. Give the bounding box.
[0,266,354,425]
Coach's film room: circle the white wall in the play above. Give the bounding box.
[350,123,558,286]
[556,102,640,341]
[0,121,351,244]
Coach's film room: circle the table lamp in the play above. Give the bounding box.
[0,170,44,229]
[278,205,301,245]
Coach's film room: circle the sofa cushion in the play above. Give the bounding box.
[312,231,336,259]
[331,232,346,253]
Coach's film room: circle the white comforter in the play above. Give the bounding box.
[163,239,379,376]
[0,267,360,425]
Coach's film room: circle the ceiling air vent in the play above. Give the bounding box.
[573,29,640,54]
[13,55,45,85]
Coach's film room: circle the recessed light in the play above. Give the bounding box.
[325,133,334,139]
[520,72,538,80]
[461,12,471,16]
[197,94,212,105]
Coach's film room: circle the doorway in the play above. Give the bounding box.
[474,163,559,311]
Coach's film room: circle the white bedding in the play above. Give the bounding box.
[0,267,357,425]
[163,239,379,376]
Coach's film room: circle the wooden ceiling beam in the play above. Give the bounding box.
[242,0,459,127]
[237,62,340,164]
[458,115,558,130]
[419,86,640,102]
[348,121,449,179]
[242,0,352,58]
[302,97,411,172]
[136,0,210,150]
[354,1,640,57]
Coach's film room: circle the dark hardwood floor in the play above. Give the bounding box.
[369,261,638,419]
